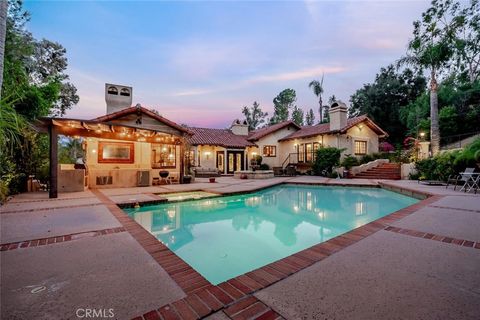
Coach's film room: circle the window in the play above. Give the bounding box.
[354,140,367,155]
[120,88,131,96]
[263,145,276,157]
[305,143,313,162]
[151,144,176,168]
[298,144,305,162]
[107,86,118,95]
[98,142,134,163]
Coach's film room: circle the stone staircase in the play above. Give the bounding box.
[353,162,401,180]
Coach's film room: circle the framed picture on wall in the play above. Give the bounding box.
[98,141,135,163]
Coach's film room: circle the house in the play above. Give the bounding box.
[37,84,388,198]
[189,101,388,174]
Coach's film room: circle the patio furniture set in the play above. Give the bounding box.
[445,168,479,193]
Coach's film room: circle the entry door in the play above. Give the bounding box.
[216,151,225,173]
[227,151,244,174]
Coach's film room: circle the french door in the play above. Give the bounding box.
[227,151,244,174]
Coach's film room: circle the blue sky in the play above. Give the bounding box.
[25,0,430,128]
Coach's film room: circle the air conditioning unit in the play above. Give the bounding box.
[137,171,150,187]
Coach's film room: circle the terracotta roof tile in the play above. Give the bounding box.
[187,127,256,148]
[279,115,388,141]
[247,121,300,141]
[93,106,191,134]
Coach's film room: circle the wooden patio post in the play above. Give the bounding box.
[49,124,58,198]
[179,142,185,184]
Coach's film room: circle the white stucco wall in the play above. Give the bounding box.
[253,126,299,168]
[85,138,180,187]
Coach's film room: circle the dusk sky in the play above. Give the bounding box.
[25,0,430,128]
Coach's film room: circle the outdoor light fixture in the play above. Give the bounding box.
[91,149,96,153]
[420,132,426,137]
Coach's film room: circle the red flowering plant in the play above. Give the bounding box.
[379,141,394,152]
[403,136,420,161]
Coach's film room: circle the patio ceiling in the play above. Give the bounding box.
[35,118,187,144]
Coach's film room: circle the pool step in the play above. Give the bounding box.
[353,163,401,180]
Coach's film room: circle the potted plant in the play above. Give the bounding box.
[183,175,192,184]
[209,177,216,183]
[240,173,248,179]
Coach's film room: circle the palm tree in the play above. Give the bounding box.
[309,75,324,123]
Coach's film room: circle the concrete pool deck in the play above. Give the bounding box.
[1,177,479,319]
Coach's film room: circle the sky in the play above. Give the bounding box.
[25,0,430,128]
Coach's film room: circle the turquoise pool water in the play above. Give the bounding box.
[124,184,418,284]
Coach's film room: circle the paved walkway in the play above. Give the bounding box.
[1,177,479,319]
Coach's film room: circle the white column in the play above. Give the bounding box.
[224,149,227,174]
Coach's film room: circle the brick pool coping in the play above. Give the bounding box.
[0,226,126,251]
[89,181,480,320]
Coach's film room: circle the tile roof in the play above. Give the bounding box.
[93,106,191,134]
[278,115,388,141]
[247,120,300,141]
[187,127,256,148]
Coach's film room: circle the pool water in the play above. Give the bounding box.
[125,184,418,284]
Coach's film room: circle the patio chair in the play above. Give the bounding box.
[273,167,284,176]
[445,174,460,189]
[286,165,296,177]
[456,167,476,191]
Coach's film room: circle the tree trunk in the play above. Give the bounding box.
[318,97,323,123]
[430,70,440,156]
[0,0,8,100]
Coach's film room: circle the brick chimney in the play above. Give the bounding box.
[230,119,249,135]
[329,101,348,131]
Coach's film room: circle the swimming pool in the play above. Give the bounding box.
[124,184,418,284]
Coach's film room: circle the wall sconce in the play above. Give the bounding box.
[358,124,364,130]
[91,149,97,153]
[204,151,211,160]
[252,152,257,156]
[420,132,425,138]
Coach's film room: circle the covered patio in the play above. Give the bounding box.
[35,105,192,198]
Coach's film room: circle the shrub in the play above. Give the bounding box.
[379,141,395,152]
[250,155,262,165]
[360,154,374,164]
[341,156,359,169]
[312,147,343,176]
[413,138,480,181]
[259,163,270,170]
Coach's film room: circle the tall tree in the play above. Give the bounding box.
[452,0,480,83]
[270,88,296,124]
[351,65,426,143]
[309,75,324,123]
[242,101,268,130]
[399,0,462,155]
[305,108,315,125]
[0,0,8,99]
[291,106,304,126]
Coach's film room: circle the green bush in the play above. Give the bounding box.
[259,163,270,170]
[341,156,359,169]
[360,154,374,164]
[414,138,480,181]
[312,147,343,176]
[250,155,262,165]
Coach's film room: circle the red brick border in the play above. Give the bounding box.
[385,226,480,249]
[0,202,103,214]
[0,227,125,251]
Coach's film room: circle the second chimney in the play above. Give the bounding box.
[329,101,348,131]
